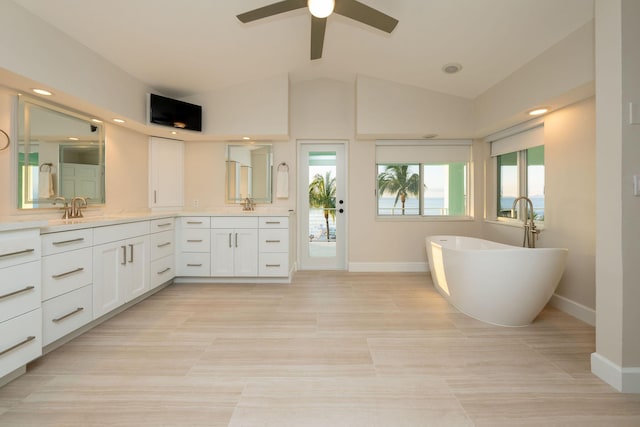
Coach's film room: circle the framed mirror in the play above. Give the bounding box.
[17,96,105,209]
[226,144,272,203]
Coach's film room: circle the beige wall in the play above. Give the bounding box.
[483,98,596,311]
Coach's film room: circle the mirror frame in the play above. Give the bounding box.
[226,144,273,204]
[16,95,106,210]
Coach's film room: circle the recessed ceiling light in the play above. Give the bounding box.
[171,131,177,135]
[242,136,251,140]
[91,118,103,123]
[528,108,549,116]
[68,137,79,141]
[32,88,52,96]
[113,118,125,123]
[442,63,462,74]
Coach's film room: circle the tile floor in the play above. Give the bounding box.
[1,271,639,426]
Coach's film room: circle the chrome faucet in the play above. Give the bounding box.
[70,196,87,218]
[53,196,70,219]
[242,197,255,211]
[511,196,539,248]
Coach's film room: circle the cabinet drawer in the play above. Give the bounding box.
[150,255,174,289]
[42,285,92,346]
[42,247,93,301]
[41,228,93,256]
[179,229,210,252]
[150,230,175,260]
[0,261,41,323]
[0,308,42,379]
[93,221,150,246]
[177,253,211,276]
[259,229,289,253]
[258,253,289,277]
[180,217,210,228]
[259,216,289,229]
[150,217,175,233]
[211,216,258,229]
[0,229,40,269]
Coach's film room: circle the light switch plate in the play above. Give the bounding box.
[634,175,640,196]
[630,102,640,125]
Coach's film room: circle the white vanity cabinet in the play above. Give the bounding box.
[149,137,184,209]
[258,217,289,277]
[210,217,258,277]
[0,228,42,379]
[93,221,150,319]
[149,217,175,289]
[177,217,211,277]
[41,228,93,346]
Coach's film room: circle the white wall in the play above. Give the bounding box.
[182,75,289,139]
[592,0,640,391]
[0,1,153,124]
[475,21,595,138]
[356,76,475,139]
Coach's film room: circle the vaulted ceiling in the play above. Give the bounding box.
[12,0,593,100]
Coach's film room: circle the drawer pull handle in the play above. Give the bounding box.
[266,264,281,268]
[187,221,203,225]
[265,240,281,243]
[52,307,84,323]
[0,336,36,357]
[187,239,203,243]
[157,222,172,227]
[0,285,35,300]
[157,267,171,275]
[187,263,203,267]
[52,267,84,279]
[52,237,84,246]
[157,242,172,248]
[265,221,281,225]
[0,248,35,259]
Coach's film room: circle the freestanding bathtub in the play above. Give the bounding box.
[425,235,568,327]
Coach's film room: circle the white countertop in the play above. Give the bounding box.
[1,209,295,234]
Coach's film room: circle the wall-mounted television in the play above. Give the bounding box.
[148,93,202,132]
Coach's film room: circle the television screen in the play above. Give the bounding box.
[149,93,202,132]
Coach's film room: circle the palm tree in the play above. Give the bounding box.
[377,164,421,215]
[309,171,336,241]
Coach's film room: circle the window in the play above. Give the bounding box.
[491,125,544,222]
[376,142,471,218]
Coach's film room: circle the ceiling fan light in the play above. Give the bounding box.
[308,0,335,18]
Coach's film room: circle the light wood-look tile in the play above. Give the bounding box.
[1,270,639,426]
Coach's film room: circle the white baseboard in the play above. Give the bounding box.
[348,262,429,273]
[591,352,640,393]
[549,293,596,326]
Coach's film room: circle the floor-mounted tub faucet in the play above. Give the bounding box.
[511,196,539,248]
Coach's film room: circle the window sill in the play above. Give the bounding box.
[484,218,546,231]
[376,215,475,222]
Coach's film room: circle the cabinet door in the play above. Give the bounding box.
[211,229,235,277]
[93,241,126,319]
[149,137,184,208]
[126,236,149,301]
[234,228,258,277]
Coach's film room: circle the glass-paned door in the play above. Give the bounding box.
[298,142,347,270]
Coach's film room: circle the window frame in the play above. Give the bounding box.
[495,146,544,225]
[374,141,473,221]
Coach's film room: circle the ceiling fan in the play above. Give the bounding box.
[236,0,398,60]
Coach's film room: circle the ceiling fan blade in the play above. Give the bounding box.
[310,16,327,60]
[236,0,307,23]
[334,0,398,33]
